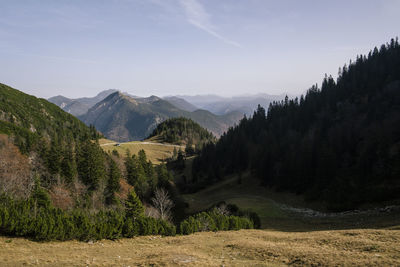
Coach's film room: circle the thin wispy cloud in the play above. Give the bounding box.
[178,0,241,48]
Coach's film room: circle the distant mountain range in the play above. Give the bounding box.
[56,91,241,142]
[48,89,117,116]
[172,94,288,116]
[49,90,286,142]
[162,96,198,112]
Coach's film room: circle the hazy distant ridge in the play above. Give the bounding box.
[79,92,242,142]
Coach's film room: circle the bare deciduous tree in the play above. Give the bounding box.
[0,135,33,198]
[151,188,174,221]
[215,203,230,216]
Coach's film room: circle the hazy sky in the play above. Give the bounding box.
[1,0,399,98]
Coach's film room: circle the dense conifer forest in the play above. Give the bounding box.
[148,117,216,147]
[191,38,400,210]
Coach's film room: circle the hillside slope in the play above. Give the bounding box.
[0,83,114,207]
[163,96,198,112]
[191,39,400,210]
[0,83,96,153]
[80,92,242,142]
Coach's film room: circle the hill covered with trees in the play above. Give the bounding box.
[0,83,103,194]
[147,117,216,147]
[0,84,255,241]
[190,38,400,211]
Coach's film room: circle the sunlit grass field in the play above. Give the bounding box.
[1,227,399,266]
[99,138,184,164]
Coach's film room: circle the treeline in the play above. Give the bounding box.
[148,117,216,149]
[191,38,400,210]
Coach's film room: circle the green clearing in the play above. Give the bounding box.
[182,175,285,222]
[99,138,184,164]
[182,173,400,231]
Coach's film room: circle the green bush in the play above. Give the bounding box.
[0,194,175,241]
[179,210,253,235]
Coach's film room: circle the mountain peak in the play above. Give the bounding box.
[95,89,118,98]
[48,89,120,116]
[134,95,162,104]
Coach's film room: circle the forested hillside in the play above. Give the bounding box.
[0,84,255,241]
[0,83,115,201]
[191,38,400,210]
[147,117,216,147]
[0,83,98,153]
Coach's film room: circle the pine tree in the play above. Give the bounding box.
[61,145,77,184]
[31,176,51,217]
[47,138,62,176]
[125,190,144,219]
[105,158,121,205]
[77,140,105,191]
[156,164,172,187]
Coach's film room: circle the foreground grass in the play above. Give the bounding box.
[1,228,399,266]
[99,138,183,164]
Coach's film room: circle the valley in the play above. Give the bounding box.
[0,9,399,265]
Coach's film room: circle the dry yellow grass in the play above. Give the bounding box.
[1,228,399,266]
[99,138,184,164]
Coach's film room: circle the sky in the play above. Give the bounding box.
[0,0,399,99]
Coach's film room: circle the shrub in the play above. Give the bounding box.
[179,210,253,235]
[0,194,176,241]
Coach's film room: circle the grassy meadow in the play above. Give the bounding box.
[99,138,184,164]
[1,228,399,266]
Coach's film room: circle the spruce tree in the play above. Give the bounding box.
[61,145,77,184]
[105,159,121,205]
[31,176,51,218]
[77,140,105,191]
[125,190,144,219]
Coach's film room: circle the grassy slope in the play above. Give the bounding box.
[1,228,399,266]
[182,173,400,231]
[99,138,183,164]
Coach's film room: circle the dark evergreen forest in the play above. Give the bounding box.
[191,38,400,211]
[148,117,216,147]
